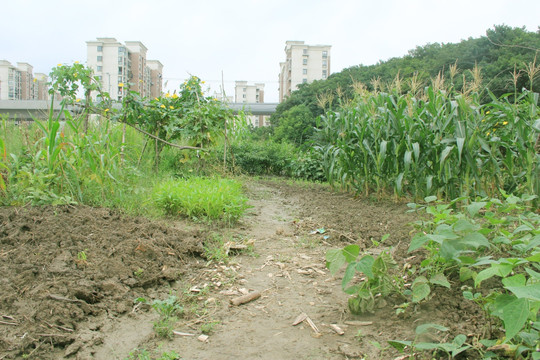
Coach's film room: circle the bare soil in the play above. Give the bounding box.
[0,179,486,359]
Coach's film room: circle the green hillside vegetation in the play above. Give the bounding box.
[271,25,540,140]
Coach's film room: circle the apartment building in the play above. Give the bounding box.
[234,81,269,127]
[278,41,331,102]
[0,60,48,100]
[147,60,164,99]
[86,38,163,101]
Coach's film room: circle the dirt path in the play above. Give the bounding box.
[87,180,418,360]
[1,179,482,359]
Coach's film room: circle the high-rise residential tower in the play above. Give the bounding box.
[86,38,163,101]
[278,41,331,102]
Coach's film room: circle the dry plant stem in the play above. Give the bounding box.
[330,324,345,335]
[173,331,196,337]
[230,291,261,306]
[292,313,308,326]
[304,316,320,334]
[0,320,17,326]
[47,294,85,304]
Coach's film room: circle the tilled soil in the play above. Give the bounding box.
[0,180,488,359]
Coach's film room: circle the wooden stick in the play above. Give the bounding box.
[173,331,196,337]
[45,321,74,332]
[0,320,17,326]
[344,320,373,326]
[305,316,320,334]
[330,324,345,335]
[230,291,261,306]
[292,313,308,326]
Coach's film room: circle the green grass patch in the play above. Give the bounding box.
[152,177,250,223]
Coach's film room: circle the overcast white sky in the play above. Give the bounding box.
[1,0,539,102]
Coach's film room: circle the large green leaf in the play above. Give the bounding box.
[408,232,430,252]
[387,340,411,352]
[416,323,449,335]
[505,283,540,301]
[356,255,375,279]
[461,232,490,248]
[502,297,530,342]
[412,276,431,302]
[430,273,451,288]
[342,244,360,262]
[475,263,513,287]
[326,249,346,276]
[342,262,356,289]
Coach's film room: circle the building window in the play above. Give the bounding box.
[303,49,308,55]
[323,60,327,67]
[302,78,307,84]
[322,70,327,79]
[303,59,308,65]
[303,69,307,75]
[97,66,102,72]
[322,51,328,58]
[97,56,103,62]
[97,45,103,52]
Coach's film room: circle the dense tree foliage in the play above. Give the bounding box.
[271,25,540,142]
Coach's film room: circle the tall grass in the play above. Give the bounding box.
[0,110,156,210]
[315,85,539,200]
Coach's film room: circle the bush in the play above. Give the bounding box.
[225,139,295,176]
[289,150,327,182]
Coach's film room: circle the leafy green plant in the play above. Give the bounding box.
[151,295,183,339]
[124,348,179,360]
[388,323,472,358]
[152,176,249,223]
[407,193,540,355]
[223,139,295,176]
[117,76,233,170]
[326,236,404,314]
[200,321,219,335]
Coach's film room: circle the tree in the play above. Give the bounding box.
[274,104,315,146]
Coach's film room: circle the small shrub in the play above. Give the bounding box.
[290,150,327,182]
[225,139,295,176]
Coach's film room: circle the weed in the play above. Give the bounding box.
[133,268,144,277]
[200,321,219,335]
[388,323,473,358]
[135,294,183,339]
[326,237,405,314]
[124,348,180,360]
[203,233,229,263]
[295,236,321,249]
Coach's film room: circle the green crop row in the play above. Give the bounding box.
[314,87,540,201]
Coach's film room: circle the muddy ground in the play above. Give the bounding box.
[0,179,487,359]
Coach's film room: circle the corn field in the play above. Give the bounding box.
[314,87,540,200]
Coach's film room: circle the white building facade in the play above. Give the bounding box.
[0,60,48,100]
[86,38,163,101]
[279,41,331,102]
[234,81,269,127]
